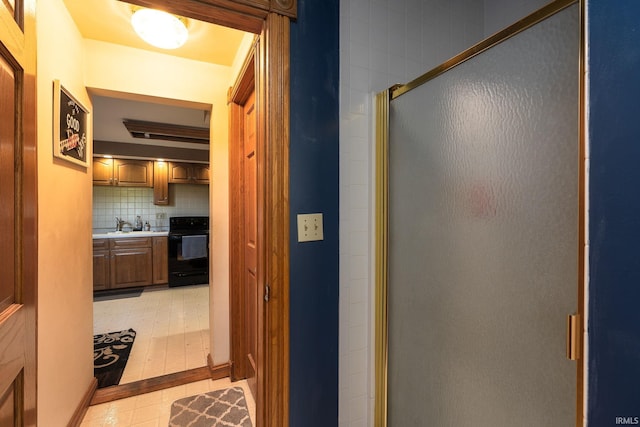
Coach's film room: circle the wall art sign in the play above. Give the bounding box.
[53,79,89,167]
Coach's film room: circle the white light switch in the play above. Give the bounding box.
[297,213,324,242]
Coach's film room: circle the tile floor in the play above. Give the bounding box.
[93,284,210,382]
[80,377,256,426]
[87,285,255,426]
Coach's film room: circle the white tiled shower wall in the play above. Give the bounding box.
[338,0,549,425]
[92,184,209,233]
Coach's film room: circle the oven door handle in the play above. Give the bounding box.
[174,271,209,278]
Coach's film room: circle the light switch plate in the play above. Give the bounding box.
[297,213,324,242]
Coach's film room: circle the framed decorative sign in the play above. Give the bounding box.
[53,79,89,167]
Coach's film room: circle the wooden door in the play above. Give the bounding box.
[0,0,38,425]
[228,25,290,424]
[244,90,258,398]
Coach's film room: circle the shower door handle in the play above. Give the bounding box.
[566,313,580,360]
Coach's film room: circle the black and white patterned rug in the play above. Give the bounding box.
[93,328,136,388]
[169,387,253,427]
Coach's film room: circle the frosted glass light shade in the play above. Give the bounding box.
[131,8,188,50]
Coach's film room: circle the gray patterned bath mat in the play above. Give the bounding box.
[169,386,252,427]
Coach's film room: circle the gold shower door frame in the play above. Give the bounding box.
[374,0,586,425]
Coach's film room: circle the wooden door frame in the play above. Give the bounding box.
[125,2,293,426]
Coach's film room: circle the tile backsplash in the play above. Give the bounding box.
[93,184,209,233]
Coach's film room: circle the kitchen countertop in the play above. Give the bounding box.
[92,231,169,239]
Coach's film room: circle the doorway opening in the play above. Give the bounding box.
[87,93,250,411]
[74,3,251,406]
[89,92,215,391]
[72,1,293,425]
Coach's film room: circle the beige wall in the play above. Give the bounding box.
[36,3,240,422]
[208,93,230,364]
[36,0,94,425]
[83,39,226,107]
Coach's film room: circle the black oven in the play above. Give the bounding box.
[168,216,209,287]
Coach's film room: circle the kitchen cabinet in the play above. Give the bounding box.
[92,239,110,291]
[168,162,210,184]
[109,237,153,289]
[92,158,115,186]
[92,235,169,291]
[92,158,153,187]
[152,236,168,284]
[153,161,169,205]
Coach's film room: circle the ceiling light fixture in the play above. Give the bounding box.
[131,7,188,50]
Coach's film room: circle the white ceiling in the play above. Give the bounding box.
[91,95,211,151]
[63,0,246,65]
[62,0,249,156]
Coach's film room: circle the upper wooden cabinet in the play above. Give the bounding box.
[93,157,115,185]
[168,162,210,184]
[92,158,153,187]
[153,161,169,205]
[115,160,154,186]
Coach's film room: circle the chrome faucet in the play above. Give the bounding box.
[115,217,126,232]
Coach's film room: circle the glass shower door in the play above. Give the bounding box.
[386,3,579,426]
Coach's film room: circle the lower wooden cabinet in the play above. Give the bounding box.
[93,236,168,291]
[93,239,110,291]
[109,237,153,289]
[152,236,168,284]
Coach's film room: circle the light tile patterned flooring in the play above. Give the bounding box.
[85,285,255,426]
[93,284,211,382]
[81,377,255,427]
